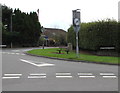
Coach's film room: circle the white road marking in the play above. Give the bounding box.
[21,54,25,55]
[2,52,26,56]
[78,73,93,75]
[56,76,72,78]
[7,53,11,54]
[4,74,22,76]
[16,53,20,55]
[30,73,46,76]
[10,53,15,54]
[79,76,95,78]
[102,76,117,78]
[20,59,55,67]
[28,76,46,79]
[100,73,115,75]
[3,52,10,54]
[2,77,20,79]
[56,73,71,75]
[12,50,20,52]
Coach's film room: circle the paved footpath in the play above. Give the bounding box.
[1,47,119,91]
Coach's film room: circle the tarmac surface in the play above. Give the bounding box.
[2,47,119,91]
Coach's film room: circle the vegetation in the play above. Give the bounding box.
[2,5,42,47]
[27,48,119,64]
[67,19,119,53]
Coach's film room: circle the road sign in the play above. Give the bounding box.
[73,9,80,33]
[73,10,80,26]
[44,36,48,40]
[72,9,81,58]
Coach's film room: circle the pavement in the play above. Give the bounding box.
[1,47,119,91]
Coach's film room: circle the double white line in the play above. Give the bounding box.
[28,73,46,79]
[78,73,95,78]
[100,73,117,78]
[2,74,22,79]
[56,73,72,78]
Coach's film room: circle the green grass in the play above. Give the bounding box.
[27,48,119,65]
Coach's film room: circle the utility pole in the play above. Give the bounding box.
[72,9,81,58]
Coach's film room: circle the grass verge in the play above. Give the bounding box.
[27,48,119,65]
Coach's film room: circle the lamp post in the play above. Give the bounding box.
[10,13,15,48]
[72,9,81,58]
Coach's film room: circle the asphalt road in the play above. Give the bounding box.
[2,47,119,91]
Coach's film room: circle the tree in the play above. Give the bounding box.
[12,9,42,47]
[2,5,42,47]
[67,25,76,48]
[2,5,13,45]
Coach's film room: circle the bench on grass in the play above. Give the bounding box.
[57,47,69,54]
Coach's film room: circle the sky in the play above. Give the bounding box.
[1,0,120,31]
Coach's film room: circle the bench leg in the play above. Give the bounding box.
[67,51,69,54]
[59,50,61,54]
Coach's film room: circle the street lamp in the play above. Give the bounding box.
[10,13,15,48]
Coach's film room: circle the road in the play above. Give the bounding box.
[2,47,118,91]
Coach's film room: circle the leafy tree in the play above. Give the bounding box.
[2,5,12,45]
[2,5,42,47]
[67,25,76,48]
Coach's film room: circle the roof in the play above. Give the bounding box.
[41,28,67,39]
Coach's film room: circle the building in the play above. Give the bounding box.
[40,28,67,46]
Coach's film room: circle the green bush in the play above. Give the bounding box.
[67,19,119,52]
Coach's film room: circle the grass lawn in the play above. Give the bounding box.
[27,48,119,65]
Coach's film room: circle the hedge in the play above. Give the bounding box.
[67,19,119,52]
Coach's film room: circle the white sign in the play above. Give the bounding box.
[73,9,80,32]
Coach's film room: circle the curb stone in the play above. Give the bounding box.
[25,52,119,66]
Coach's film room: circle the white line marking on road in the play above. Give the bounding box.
[56,73,71,75]
[16,53,20,55]
[37,64,55,66]
[79,76,95,78]
[20,59,55,67]
[7,53,11,54]
[2,77,20,79]
[30,73,46,76]
[20,59,37,66]
[4,74,22,76]
[100,73,115,75]
[10,53,15,54]
[78,73,93,75]
[21,54,25,55]
[28,76,46,79]
[102,76,117,78]
[12,50,20,52]
[56,76,72,78]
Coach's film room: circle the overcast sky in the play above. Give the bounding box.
[1,0,119,31]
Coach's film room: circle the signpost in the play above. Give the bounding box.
[44,36,48,46]
[73,9,81,57]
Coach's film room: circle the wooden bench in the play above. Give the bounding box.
[57,47,69,54]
